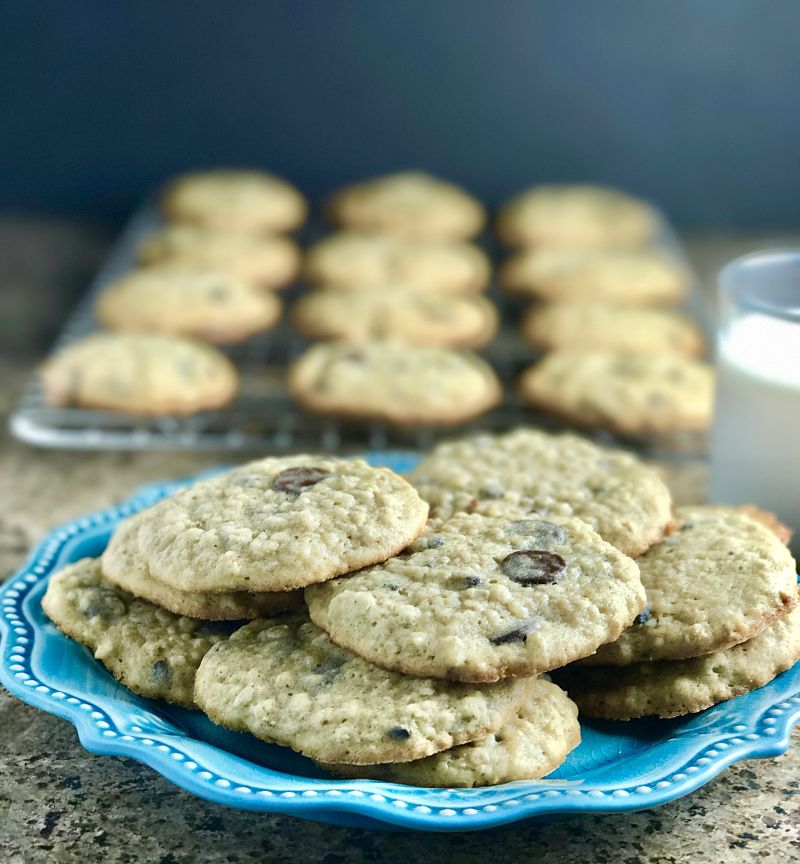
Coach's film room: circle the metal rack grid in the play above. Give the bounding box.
[9,198,710,457]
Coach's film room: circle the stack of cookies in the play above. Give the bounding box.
[41,169,306,416]
[497,184,715,437]
[288,172,503,426]
[42,429,798,787]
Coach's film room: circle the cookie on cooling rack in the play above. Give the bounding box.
[163,169,307,233]
[327,171,485,240]
[519,351,715,435]
[96,265,282,344]
[193,611,528,764]
[407,429,673,557]
[496,184,657,249]
[39,332,238,416]
[303,231,490,293]
[287,340,502,426]
[42,558,234,708]
[306,513,645,682]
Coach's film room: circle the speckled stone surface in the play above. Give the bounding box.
[1,224,800,862]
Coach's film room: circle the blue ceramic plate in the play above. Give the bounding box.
[2,451,799,832]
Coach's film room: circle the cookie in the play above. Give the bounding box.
[40,332,238,416]
[501,248,688,306]
[42,558,233,707]
[327,172,485,240]
[496,184,657,249]
[193,611,528,764]
[291,289,498,348]
[521,302,706,358]
[583,506,798,666]
[555,605,800,720]
[288,340,502,426]
[163,169,306,233]
[101,540,302,620]
[96,265,282,344]
[306,513,645,683]
[519,351,715,435]
[712,505,793,547]
[101,455,429,594]
[319,677,580,787]
[303,231,490,294]
[138,224,300,290]
[408,429,672,557]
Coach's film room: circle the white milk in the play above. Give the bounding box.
[709,313,800,554]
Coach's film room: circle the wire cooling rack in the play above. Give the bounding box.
[9,196,710,456]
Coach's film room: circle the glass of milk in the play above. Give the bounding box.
[709,250,800,555]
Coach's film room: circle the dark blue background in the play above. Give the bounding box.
[2,0,799,227]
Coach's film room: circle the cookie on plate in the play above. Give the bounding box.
[138,225,300,290]
[40,332,238,416]
[521,302,706,358]
[555,605,800,719]
[303,231,490,294]
[42,558,234,707]
[96,265,282,344]
[307,513,645,682]
[319,677,580,787]
[193,611,528,764]
[711,504,793,547]
[501,248,688,306]
[163,169,307,233]
[327,172,485,240]
[101,539,302,620]
[288,340,502,426]
[519,351,715,435]
[583,506,798,666]
[291,289,498,348]
[496,184,657,249]
[101,455,429,594]
[408,429,672,557]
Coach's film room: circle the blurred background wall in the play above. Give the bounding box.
[1,0,799,227]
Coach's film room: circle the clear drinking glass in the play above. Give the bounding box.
[708,250,800,556]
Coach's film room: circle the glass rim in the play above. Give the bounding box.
[719,249,800,322]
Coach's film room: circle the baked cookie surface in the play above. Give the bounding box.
[585,506,798,666]
[96,265,282,344]
[306,513,645,682]
[42,558,233,707]
[522,302,705,358]
[497,184,657,249]
[408,429,672,557]
[555,605,800,719]
[163,169,306,233]
[138,225,300,289]
[40,332,238,416]
[291,289,498,348]
[327,172,485,240]
[320,678,580,787]
[101,455,429,593]
[519,351,715,435]
[193,612,528,764]
[303,231,490,293]
[288,340,502,426]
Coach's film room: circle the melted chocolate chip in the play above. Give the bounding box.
[462,575,482,588]
[150,660,170,685]
[273,466,331,494]
[387,726,411,740]
[489,622,535,645]
[422,535,445,549]
[500,550,567,586]
[480,483,504,499]
[506,520,567,547]
[314,656,345,685]
[635,605,652,625]
[83,593,126,621]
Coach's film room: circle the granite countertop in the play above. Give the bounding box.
[1,218,799,863]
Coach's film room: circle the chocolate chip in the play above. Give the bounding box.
[500,550,567,585]
[635,605,652,625]
[489,622,535,645]
[423,535,444,549]
[150,660,170,685]
[480,483,504,499]
[314,656,345,685]
[273,466,331,494]
[387,726,411,740]
[506,520,567,547]
[82,593,126,620]
[463,575,482,588]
